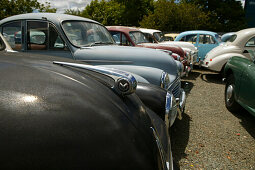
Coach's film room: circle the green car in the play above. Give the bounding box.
[224,52,255,116]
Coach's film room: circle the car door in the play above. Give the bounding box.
[1,21,22,51]
[25,21,73,59]
[197,34,218,60]
[238,59,255,114]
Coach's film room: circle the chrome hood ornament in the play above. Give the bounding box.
[53,61,137,95]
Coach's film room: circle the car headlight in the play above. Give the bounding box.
[160,72,171,89]
[165,92,178,127]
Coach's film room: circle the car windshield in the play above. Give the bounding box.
[129,31,149,44]
[62,21,115,47]
[153,32,165,42]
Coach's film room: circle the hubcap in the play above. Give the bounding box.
[226,84,234,104]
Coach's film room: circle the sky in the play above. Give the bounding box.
[38,0,246,13]
[37,0,92,13]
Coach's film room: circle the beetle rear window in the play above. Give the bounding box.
[227,34,237,43]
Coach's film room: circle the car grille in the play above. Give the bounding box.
[168,76,181,99]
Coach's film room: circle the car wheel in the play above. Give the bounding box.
[225,74,242,112]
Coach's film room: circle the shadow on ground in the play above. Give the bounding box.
[231,110,255,139]
[171,112,191,168]
[181,81,194,96]
[200,73,224,84]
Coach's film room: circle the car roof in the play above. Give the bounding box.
[139,28,161,34]
[106,26,140,34]
[0,13,99,25]
[179,30,218,36]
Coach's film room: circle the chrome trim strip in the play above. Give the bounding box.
[77,59,133,64]
[53,61,137,95]
[151,127,169,170]
[161,72,171,89]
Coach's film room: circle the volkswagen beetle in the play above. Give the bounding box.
[0,33,177,169]
[202,28,255,73]
[0,13,186,117]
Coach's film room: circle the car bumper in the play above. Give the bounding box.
[176,88,186,118]
[168,88,186,127]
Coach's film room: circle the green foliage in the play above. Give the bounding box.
[65,0,153,26]
[39,2,57,13]
[82,0,125,25]
[0,0,56,20]
[140,0,210,32]
[183,0,247,31]
[112,0,154,26]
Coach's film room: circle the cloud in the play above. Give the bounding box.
[38,0,92,13]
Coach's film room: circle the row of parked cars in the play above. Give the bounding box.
[0,12,254,169]
[159,28,255,118]
[0,13,188,169]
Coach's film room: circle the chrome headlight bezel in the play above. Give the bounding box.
[160,72,171,90]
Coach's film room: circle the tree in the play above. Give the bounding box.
[183,0,247,31]
[0,0,56,20]
[140,0,210,32]
[112,0,154,26]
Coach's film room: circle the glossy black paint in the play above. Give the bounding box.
[136,82,167,120]
[0,50,167,169]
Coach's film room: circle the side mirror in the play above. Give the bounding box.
[243,50,249,54]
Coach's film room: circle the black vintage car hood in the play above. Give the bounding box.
[74,45,178,76]
[0,52,157,169]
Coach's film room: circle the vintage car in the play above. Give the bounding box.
[175,30,220,62]
[164,33,179,41]
[139,28,198,66]
[202,28,255,73]
[107,26,191,77]
[0,13,186,117]
[0,33,177,169]
[223,54,255,117]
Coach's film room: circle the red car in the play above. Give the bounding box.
[107,26,191,76]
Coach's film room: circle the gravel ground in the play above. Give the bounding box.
[171,67,255,169]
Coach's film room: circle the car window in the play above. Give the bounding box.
[199,34,216,44]
[1,21,21,51]
[153,32,165,42]
[49,24,67,50]
[121,33,131,46]
[143,33,155,43]
[0,36,5,51]
[227,34,237,43]
[27,21,47,50]
[180,34,197,44]
[110,31,121,44]
[245,37,255,47]
[62,21,114,47]
[129,31,149,44]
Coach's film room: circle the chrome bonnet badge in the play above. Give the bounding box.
[53,61,137,96]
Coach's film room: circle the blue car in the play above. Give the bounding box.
[175,30,220,62]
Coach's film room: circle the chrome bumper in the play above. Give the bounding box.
[168,88,186,127]
[176,88,186,119]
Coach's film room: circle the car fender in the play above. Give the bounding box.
[97,65,176,86]
[204,53,246,72]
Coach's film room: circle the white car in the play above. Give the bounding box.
[202,28,255,72]
[139,28,198,65]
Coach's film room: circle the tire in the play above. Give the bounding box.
[225,74,242,112]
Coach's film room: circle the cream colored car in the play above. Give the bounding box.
[202,28,255,72]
